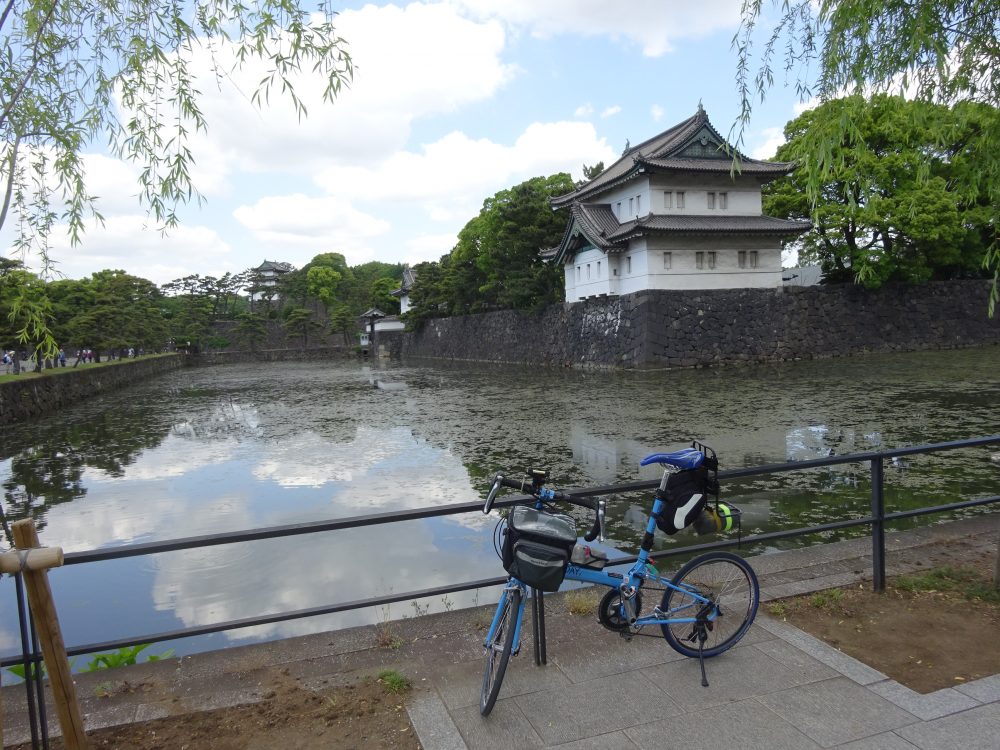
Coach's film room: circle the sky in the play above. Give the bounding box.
[5,0,814,286]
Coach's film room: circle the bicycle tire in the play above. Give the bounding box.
[659,551,759,658]
[480,586,520,716]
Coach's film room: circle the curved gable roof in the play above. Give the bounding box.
[551,106,793,208]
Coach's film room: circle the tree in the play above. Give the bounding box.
[232,312,268,353]
[2,0,353,351]
[764,96,995,285]
[736,1,1000,312]
[282,307,322,349]
[578,161,605,186]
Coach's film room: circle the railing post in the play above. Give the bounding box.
[870,456,886,593]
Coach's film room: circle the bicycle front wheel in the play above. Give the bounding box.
[480,587,520,716]
[660,551,759,658]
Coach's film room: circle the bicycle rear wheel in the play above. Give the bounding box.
[480,587,520,716]
[660,551,759,658]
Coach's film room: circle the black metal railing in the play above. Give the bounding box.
[2,435,999,741]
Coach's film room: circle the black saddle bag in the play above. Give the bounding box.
[655,465,717,535]
[501,506,577,592]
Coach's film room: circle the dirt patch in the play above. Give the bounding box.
[769,557,1000,694]
[12,672,421,750]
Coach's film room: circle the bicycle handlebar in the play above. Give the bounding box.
[483,473,605,542]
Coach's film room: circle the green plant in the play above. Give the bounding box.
[6,660,47,682]
[374,606,403,650]
[809,589,844,609]
[895,566,1000,603]
[83,644,174,672]
[377,669,411,694]
[565,588,598,616]
[767,602,789,618]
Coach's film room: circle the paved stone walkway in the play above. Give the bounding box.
[3,514,999,749]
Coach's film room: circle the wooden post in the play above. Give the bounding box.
[11,520,89,749]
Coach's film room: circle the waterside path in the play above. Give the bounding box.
[3,513,999,748]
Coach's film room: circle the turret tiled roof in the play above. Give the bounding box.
[551,106,794,209]
[551,208,811,263]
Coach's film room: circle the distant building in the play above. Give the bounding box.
[391,265,417,315]
[548,105,811,302]
[251,260,294,301]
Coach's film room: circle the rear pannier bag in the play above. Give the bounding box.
[655,467,709,535]
[502,507,577,592]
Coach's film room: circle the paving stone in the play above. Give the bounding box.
[641,641,818,708]
[954,673,1000,703]
[626,698,820,750]
[133,702,171,722]
[751,638,840,684]
[756,616,888,685]
[548,628,685,684]
[83,703,140,731]
[894,702,1000,750]
[407,689,468,750]
[511,669,675,746]
[450,697,544,750]
[758,677,918,747]
[830,731,922,749]
[431,654,571,711]
[547,730,640,749]
[866,678,980,720]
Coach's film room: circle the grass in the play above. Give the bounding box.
[809,588,844,609]
[0,353,174,384]
[377,669,411,694]
[565,587,599,616]
[895,566,1000,604]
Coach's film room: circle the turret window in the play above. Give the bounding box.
[676,191,685,209]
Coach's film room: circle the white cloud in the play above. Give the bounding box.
[574,103,594,117]
[404,233,458,265]
[174,1,518,189]
[232,194,389,261]
[315,121,616,204]
[455,0,742,56]
[601,105,622,118]
[37,215,234,285]
[650,104,665,122]
[751,126,786,160]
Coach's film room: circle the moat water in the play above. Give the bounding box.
[1,348,999,665]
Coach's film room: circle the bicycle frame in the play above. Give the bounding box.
[484,491,716,654]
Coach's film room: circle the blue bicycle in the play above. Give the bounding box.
[479,443,759,716]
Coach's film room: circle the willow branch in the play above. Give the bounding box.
[0,0,60,131]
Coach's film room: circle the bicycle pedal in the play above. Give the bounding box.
[618,631,633,641]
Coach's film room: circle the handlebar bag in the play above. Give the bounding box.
[502,507,577,591]
[655,468,709,535]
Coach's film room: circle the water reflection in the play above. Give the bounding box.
[0,347,998,661]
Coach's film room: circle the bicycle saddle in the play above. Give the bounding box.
[640,448,704,470]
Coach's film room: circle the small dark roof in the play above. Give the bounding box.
[391,265,417,297]
[255,260,294,273]
[358,307,387,319]
[551,106,794,209]
[551,209,811,263]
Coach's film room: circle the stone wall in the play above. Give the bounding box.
[0,354,186,423]
[193,347,355,366]
[391,280,1000,369]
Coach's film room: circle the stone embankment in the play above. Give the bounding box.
[0,355,185,423]
[193,346,353,365]
[390,279,1000,369]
